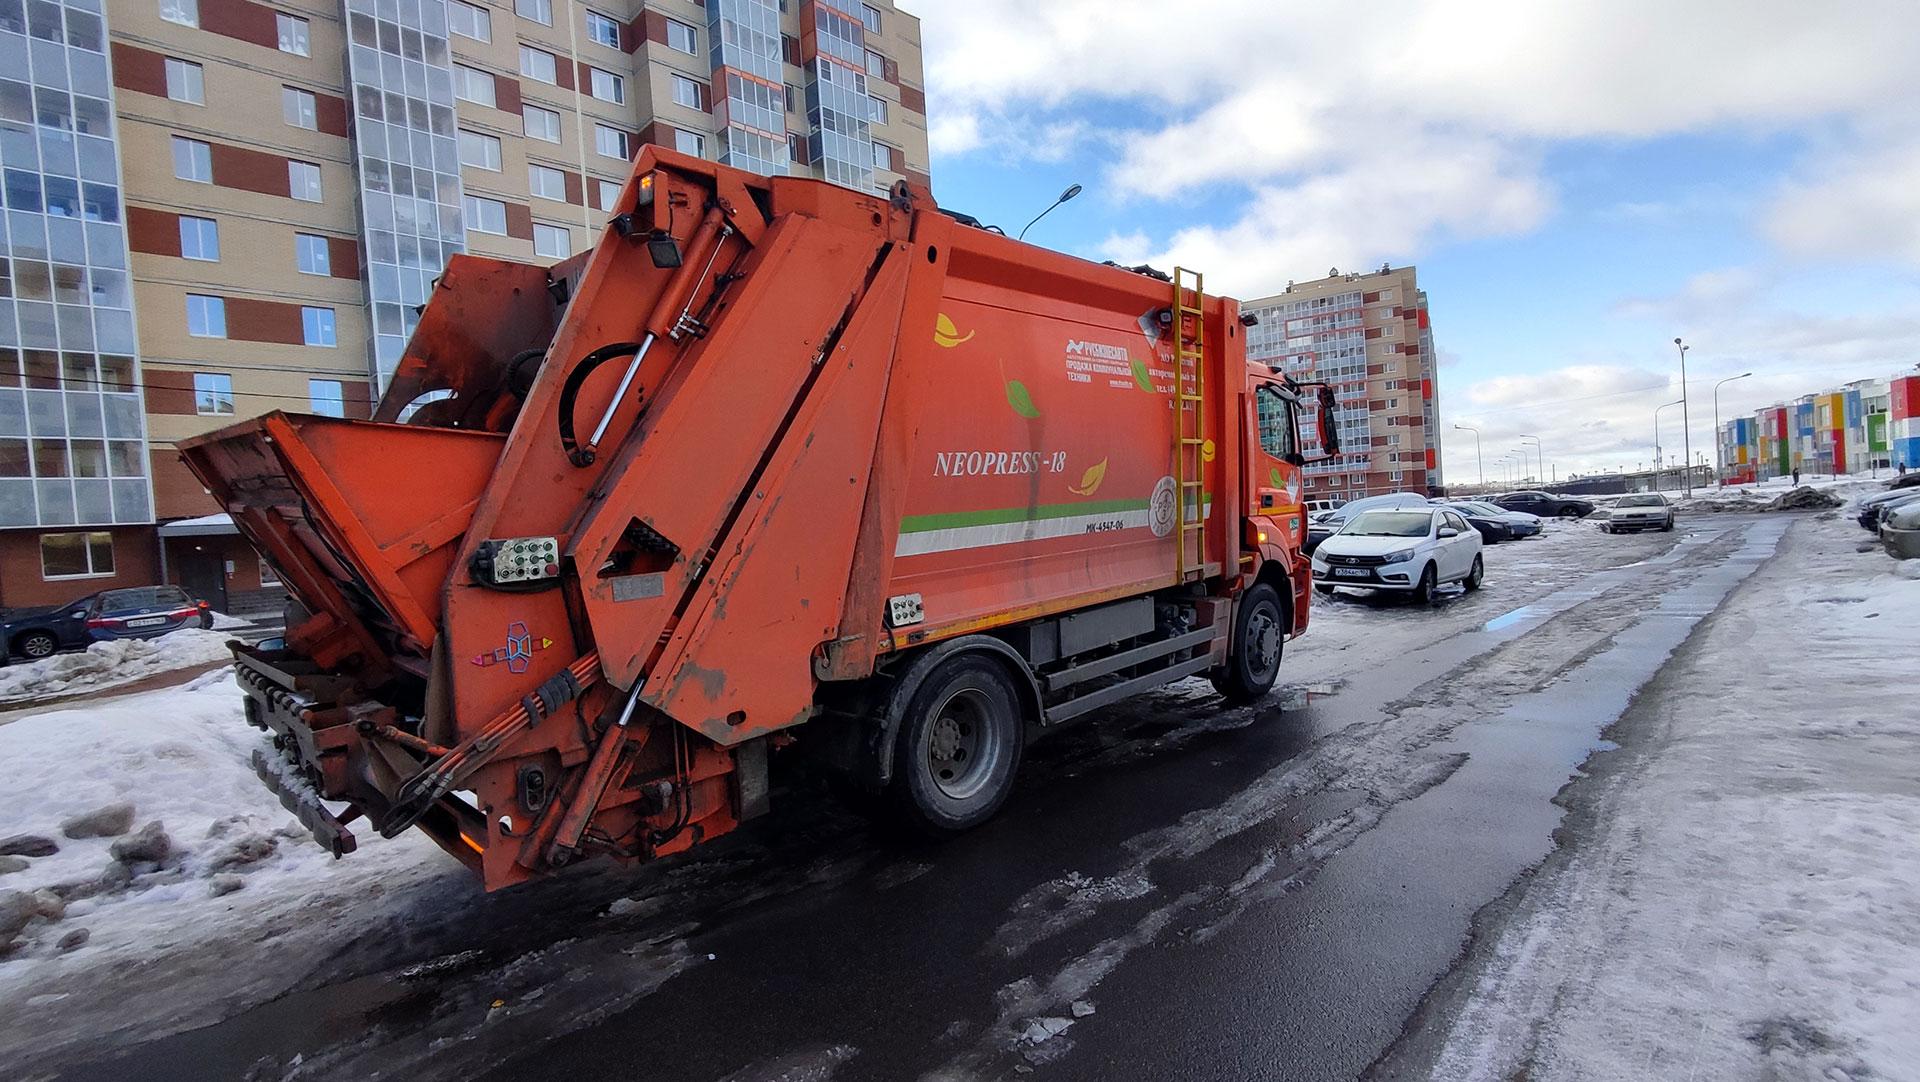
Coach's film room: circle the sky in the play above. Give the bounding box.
[907,0,1920,484]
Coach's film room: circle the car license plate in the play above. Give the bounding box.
[125,616,166,628]
[1333,568,1370,578]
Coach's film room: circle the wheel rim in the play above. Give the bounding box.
[1245,602,1282,678]
[21,635,54,658]
[926,686,1002,801]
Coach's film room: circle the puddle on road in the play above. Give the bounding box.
[1479,606,1538,633]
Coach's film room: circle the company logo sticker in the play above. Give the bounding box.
[933,313,974,348]
[1149,475,1178,538]
[1068,458,1108,496]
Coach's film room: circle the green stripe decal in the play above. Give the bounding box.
[899,497,1148,534]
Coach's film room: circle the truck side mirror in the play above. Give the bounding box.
[1317,385,1340,455]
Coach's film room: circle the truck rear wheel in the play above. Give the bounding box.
[889,655,1024,836]
[1211,583,1284,704]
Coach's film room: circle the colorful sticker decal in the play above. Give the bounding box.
[1005,379,1041,418]
[933,313,974,348]
[1201,438,1216,463]
[472,620,553,673]
[1068,458,1109,496]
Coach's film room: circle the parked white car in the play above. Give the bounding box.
[1604,493,1675,533]
[1311,506,1485,602]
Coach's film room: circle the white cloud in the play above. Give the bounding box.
[915,0,1920,284]
[1765,140,1920,266]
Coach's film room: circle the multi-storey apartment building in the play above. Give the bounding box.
[1241,265,1440,505]
[1721,370,1915,482]
[0,0,929,612]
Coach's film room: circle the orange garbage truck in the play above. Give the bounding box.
[181,149,1338,891]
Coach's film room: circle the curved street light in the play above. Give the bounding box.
[1452,423,1484,488]
[1654,398,1685,492]
[1712,372,1754,485]
[1018,183,1084,241]
[1674,338,1693,496]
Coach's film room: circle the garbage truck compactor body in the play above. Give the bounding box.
[181,149,1328,890]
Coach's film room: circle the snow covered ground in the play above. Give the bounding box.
[1428,510,1920,1080]
[0,670,453,1061]
[0,628,241,707]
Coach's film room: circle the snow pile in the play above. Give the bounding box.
[0,628,237,706]
[0,671,448,1054]
[1432,512,1920,1080]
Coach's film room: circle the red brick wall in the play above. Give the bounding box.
[0,526,162,611]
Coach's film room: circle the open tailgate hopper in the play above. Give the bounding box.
[179,413,505,674]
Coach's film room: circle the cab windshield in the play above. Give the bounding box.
[1341,511,1434,537]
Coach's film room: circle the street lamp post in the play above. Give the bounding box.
[1711,372,1753,486]
[1674,338,1693,497]
[1519,434,1543,488]
[1510,449,1530,485]
[1654,398,1684,492]
[1452,424,1483,489]
[1018,183,1084,241]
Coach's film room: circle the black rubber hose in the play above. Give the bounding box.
[556,341,647,467]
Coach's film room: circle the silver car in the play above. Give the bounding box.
[1605,494,1674,533]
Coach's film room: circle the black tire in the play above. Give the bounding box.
[1463,555,1484,591]
[1661,518,1674,532]
[1557,507,1582,519]
[1211,583,1285,704]
[1410,563,1437,604]
[889,654,1024,836]
[13,631,58,661]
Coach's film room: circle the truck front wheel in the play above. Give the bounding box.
[1211,583,1284,704]
[889,655,1024,836]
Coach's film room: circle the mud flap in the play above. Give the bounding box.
[252,748,360,858]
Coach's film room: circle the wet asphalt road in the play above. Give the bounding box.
[42,516,1789,1082]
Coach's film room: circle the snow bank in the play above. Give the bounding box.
[1432,512,1920,1080]
[0,672,448,1046]
[0,628,238,706]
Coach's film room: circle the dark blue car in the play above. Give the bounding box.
[1,586,212,663]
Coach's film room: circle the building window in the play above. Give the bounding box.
[282,86,317,129]
[515,0,552,25]
[869,95,888,124]
[533,223,571,259]
[178,215,219,261]
[277,13,310,56]
[448,0,490,41]
[458,129,502,171]
[785,83,799,113]
[185,294,226,338]
[673,129,705,157]
[595,178,620,210]
[665,18,696,54]
[671,74,701,109]
[301,306,337,347]
[288,160,322,201]
[870,141,890,169]
[159,0,197,28]
[523,104,561,142]
[40,531,115,579]
[865,48,886,77]
[594,123,628,159]
[193,371,234,413]
[585,10,620,48]
[172,136,212,183]
[520,46,558,84]
[463,194,508,235]
[589,67,624,104]
[258,555,283,585]
[453,64,497,107]
[528,164,566,200]
[165,58,204,104]
[295,233,330,275]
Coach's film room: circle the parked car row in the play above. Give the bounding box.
[1854,484,1920,560]
[0,586,213,663]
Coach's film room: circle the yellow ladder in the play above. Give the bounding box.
[1172,267,1207,581]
